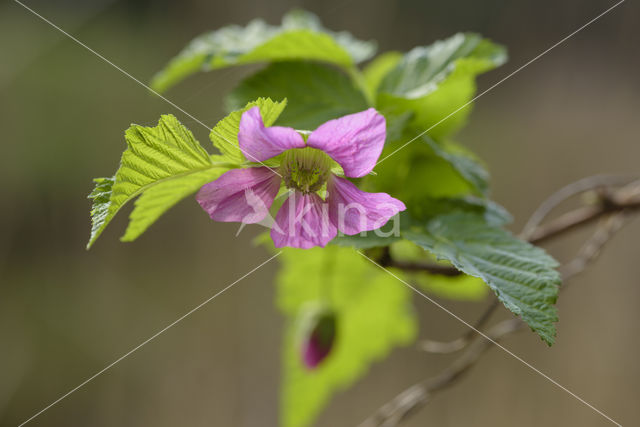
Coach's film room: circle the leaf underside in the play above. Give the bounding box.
[88,115,222,248]
[151,10,376,92]
[376,32,506,139]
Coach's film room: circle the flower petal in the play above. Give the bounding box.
[238,106,306,162]
[271,192,337,249]
[307,108,385,178]
[302,311,337,369]
[328,176,406,235]
[197,167,281,223]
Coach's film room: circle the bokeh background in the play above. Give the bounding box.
[1,0,639,426]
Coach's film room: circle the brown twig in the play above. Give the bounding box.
[528,197,639,244]
[361,178,640,427]
[559,213,627,282]
[383,260,463,276]
[520,175,634,240]
[378,246,463,276]
[360,318,524,427]
[420,298,499,354]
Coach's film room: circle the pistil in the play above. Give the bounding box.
[280,147,332,194]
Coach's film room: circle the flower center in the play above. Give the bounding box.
[280,147,332,194]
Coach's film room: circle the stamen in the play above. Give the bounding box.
[281,147,332,194]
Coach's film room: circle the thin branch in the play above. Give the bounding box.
[528,196,639,244]
[360,318,524,427]
[378,246,462,276]
[420,298,499,354]
[559,213,627,282]
[520,175,634,240]
[383,260,463,276]
[361,179,640,427]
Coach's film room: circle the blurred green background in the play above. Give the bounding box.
[1,0,639,426]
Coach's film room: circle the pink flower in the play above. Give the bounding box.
[197,107,406,249]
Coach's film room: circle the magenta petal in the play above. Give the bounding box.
[303,339,330,369]
[271,192,337,249]
[307,108,386,178]
[238,106,306,162]
[196,167,281,223]
[302,312,337,369]
[328,176,406,235]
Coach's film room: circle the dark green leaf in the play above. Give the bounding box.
[422,136,490,195]
[372,146,478,205]
[403,212,559,344]
[330,195,510,250]
[372,134,491,204]
[227,62,369,129]
[361,51,403,101]
[407,196,511,227]
[389,239,488,301]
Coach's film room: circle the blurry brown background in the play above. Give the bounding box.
[1,0,638,426]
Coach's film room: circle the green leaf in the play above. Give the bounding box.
[210,97,287,164]
[280,10,376,63]
[151,10,375,92]
[88,176,116,246]
[422,137,490,195]
[239,30,353,65]
[227,62,369,130]
[372,134,491,205]
[377,33,506,139]
[379,33,505,98]
[121,165,227,241]
[389,239,488,301]
[331,195,511,251]
[362,51,403,100]
[277,246,416,427]
[402,212,560,344]
[87,115,233,248]
[372,146,477,205]
[407,196,512,228]
[384,110,414,142]
[416,274,488,301]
